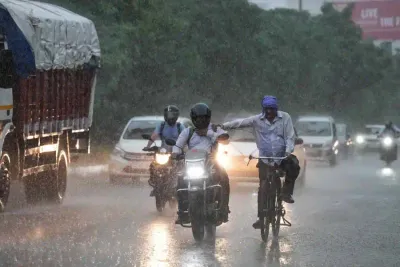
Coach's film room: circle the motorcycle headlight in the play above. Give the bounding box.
[382,137,393,147]
[216,150,229,168]
[155,153,170,165]
[185,161,205,180]
[112,146,125,158]
[356,135,364,144]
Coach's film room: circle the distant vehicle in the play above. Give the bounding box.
[354,124,385,152]
[216,117,307,183]
[108,116,193,183]
[295,115,339,166]
[0,0,100,211]
[336,123,353,159]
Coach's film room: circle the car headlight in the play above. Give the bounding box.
[185,161,206,180]
[356,135,364,144]
[155,153,170,165]
[382,137,393,147]
[332,140,339,149]
[112,147,125,158]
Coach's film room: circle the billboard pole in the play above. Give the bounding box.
[299,0,302,11]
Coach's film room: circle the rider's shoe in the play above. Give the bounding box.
[280,193,295,204]
[252,219,262,229]
[175,214,189,224]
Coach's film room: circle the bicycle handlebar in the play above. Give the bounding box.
[247,155,288,166]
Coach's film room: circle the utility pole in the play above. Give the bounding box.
[299,0,302,11]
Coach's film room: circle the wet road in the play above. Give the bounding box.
[0,155,400,267]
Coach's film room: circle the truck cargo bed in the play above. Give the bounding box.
[13,68,96,138]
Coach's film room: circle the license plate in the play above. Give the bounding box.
[306,150,320,157]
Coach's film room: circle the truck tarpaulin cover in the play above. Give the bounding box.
[0,0,101,77]
[334,0,400,40]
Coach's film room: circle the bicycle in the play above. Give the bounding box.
[247,155,292,242]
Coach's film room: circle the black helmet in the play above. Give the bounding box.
[164,105,180,126]
[190,103,211,130]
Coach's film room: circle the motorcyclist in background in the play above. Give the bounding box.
[381,121,400,137]
[221,95,300,229]
[172,103,230,224]
[143,105,185,195]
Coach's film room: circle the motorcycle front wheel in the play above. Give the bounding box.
[155,193,166,213]
[189,194,205,242]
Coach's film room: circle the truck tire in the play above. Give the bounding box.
[0,152,11,212]
[46,150,68,203]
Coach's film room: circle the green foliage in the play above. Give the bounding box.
[46,0,399,141]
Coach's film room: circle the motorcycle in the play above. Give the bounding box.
[165,133,229,241]
[142,134,177,212]
[379,135,397,167]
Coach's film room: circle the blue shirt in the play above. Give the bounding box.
[223,111,295,164]
[154,122,186,151]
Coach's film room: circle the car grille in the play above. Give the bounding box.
[303,144,323,148]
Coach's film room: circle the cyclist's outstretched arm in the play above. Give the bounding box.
[222,115,257,130]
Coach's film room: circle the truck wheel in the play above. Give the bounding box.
[0,153,11,212]
[46,150,68,203]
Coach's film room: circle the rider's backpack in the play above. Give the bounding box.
[159,121,182,140]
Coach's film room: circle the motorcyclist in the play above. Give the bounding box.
[221,95,300,229]
[380,121,400,137]
[143,105,185,195]
[172,103,230,224]
[379,121,400,163]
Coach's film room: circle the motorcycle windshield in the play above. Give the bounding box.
[185,149,208,161]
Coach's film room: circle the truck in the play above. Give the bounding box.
[0,0,101,211]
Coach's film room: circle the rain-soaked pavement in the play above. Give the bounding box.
[0,154,400,266]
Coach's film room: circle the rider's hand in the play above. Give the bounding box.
[285,152,291,157]
[211,124,220,132]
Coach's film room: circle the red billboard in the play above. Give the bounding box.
[333,1,400,40]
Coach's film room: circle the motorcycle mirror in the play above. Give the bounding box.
[295,137,303,145]
[141,134,151,140]
[165,138,176,146]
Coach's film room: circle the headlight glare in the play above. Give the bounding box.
[155,153,170,165]
[356,135,364,144]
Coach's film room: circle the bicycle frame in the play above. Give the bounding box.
[247,155,291,242]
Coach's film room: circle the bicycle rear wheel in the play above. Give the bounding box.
[272,177,282,237]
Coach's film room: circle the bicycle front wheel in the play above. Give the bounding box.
[260,180,273,242]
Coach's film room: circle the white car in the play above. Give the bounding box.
[295,115,339,166]
[354,124,385,151]
[216,125,307,183]
[108,116,193,183]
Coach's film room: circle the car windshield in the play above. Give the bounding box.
[296,121,332,137]
[364,126,384,135]
[122,120,162,140]
[229,129,255,142]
